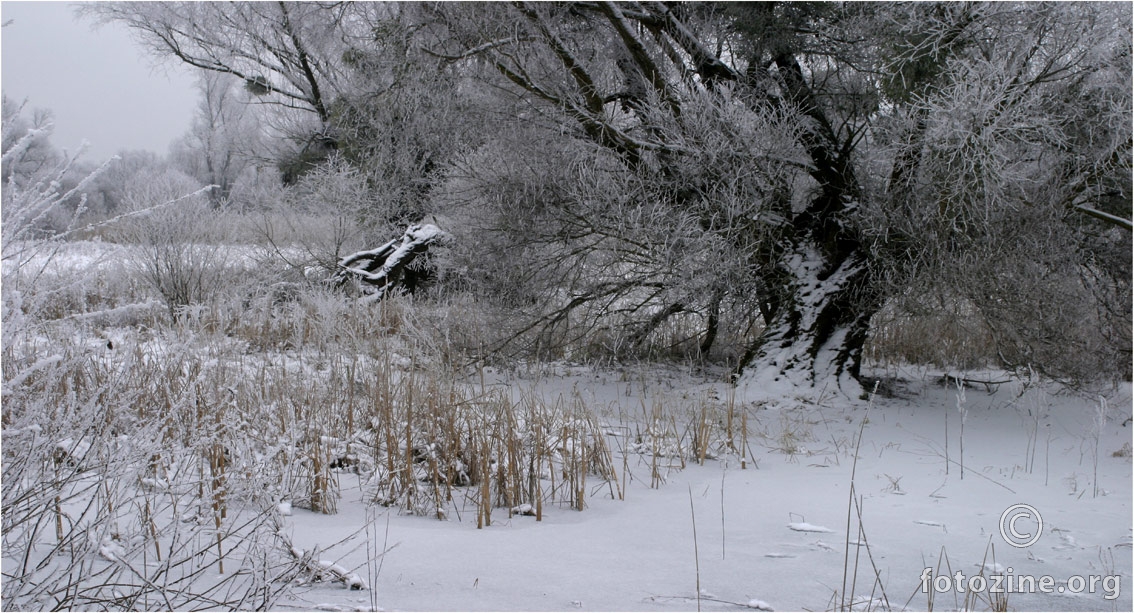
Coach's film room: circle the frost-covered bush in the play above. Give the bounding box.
[255,154,389,281]
[1,338,306,610]
[0,117,314,608]
[112,167,239,319]
[1,113,120,348]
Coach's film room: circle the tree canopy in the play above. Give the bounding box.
[84,1,1133,386]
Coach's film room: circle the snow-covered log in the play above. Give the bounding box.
[334,224,447,302]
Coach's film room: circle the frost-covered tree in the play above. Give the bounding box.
[328,3,489,229]
[437,1,1131,387]
[81,1,354,187]
[170,72,263,207]
[1,95,61,186]
[80,2,344,124]
[85,1,1131,386]
[79,149,165,219]
[431,2,887,385]
[0,98,109,236]
[865,2,1133,381]
[85,2,477,216]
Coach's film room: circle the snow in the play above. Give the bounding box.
[97,543,124,562]
[787,522,833,533]
[746,598,773,611]
[3,240,1129,610]
[267,366,1132,612]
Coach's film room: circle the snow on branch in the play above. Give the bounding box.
[336,223,448,302]
[424,36,536,61]
[1075,205,1133,231]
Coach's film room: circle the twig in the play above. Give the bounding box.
[689,485,702,612]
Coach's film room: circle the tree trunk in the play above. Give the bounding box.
[626,302,685,352]
[738,247,877,392]
[699,290,723,358]
[735,53,881,393]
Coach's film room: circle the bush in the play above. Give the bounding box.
[113,167,237,319]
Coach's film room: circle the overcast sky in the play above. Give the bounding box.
[1,1,198,162]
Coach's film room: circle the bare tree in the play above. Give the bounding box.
[81,2,346,124]
[87,2,476,230]
[170,72,263,207]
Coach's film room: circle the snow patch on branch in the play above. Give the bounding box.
[2,354,63,395]
[337,224,447,302]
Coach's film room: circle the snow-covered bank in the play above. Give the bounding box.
[275,367,1132,612]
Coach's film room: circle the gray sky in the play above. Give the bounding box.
[1,1,198,162]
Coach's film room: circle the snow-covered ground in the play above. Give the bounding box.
[4,240,1130,611]
[271,365,1132,612]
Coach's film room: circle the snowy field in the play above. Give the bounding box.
[272,366,1132,613]
[6,3,1131,610]
[3,241,1131,612]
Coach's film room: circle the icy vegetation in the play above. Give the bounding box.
[2,238,1130,611]
[4,2,1131,611]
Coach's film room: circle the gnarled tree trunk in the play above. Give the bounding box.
[739,247,876,391]
[735,52,880,393]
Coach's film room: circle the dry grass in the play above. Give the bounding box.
[9,230,1026,608]
[865,302,1000,372]
[4,262,665,605]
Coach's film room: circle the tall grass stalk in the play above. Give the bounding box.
[840,385,874,611]
[688,485,702,613]
[955,378,967,480]
[1093,395,1107,498]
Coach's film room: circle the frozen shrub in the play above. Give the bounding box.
[115,167,236,319]
[256,155,388,281]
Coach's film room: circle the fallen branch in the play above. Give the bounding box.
[275,532,365,590]
[271,512,401,592]
[935,374,1013,389]
[1075,204,1133,231]
[335,223,447,302]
